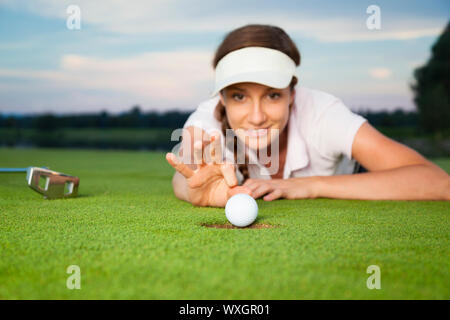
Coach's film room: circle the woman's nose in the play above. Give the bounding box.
[247,104,266,126]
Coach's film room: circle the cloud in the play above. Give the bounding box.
[58,51,214,100]
[0,55,416,113]
[0,50,215,112]
[369,67,392,79]
[314,27,442,42]
[0,0,446,42]
[0,0,440,113]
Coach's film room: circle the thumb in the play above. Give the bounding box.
[227,186,252,198]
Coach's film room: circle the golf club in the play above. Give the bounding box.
[0,166,80,199]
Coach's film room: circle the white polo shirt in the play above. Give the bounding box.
[183,86,367,184]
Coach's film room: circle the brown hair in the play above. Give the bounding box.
[212,24,300,181]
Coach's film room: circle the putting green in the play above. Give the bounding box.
[0,148,448,299]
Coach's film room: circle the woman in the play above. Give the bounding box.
[166,24,449,207]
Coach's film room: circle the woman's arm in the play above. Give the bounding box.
[244,123,450,201]
[332,122,450,200]
[313,164,449,201]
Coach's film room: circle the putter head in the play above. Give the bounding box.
[26,167,80,199]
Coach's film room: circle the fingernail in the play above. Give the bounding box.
[171,154,179,164]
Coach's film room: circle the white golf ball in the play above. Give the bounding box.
[225,193,258,227]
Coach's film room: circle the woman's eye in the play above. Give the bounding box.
[269,92,281,99]
[232,93,244,101]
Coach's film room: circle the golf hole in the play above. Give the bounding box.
[202,223,274,229]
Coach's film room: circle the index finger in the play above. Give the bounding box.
[166,152,194,178]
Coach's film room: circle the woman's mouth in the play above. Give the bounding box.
[245,128,270,137]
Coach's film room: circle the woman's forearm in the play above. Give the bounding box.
[313,164,450,201]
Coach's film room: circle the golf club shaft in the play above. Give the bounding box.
[0,168,29,173]
[0,166,49,173]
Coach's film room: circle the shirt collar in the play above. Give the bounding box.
[245,101,309,177]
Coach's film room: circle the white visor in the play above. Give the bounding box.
[210,46,298,97]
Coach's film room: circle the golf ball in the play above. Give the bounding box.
[225,193,258,227]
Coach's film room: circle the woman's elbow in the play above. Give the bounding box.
[426,164,450,200]
[438,175,450,201]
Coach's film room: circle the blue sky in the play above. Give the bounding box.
[0,0,448,114]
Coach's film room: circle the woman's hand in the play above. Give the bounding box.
[166,133,251,207]
[243,177,318,201]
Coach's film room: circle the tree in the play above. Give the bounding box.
[34,113,57,131]
[412,21,450,134]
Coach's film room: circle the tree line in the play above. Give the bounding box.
[0,106,420,131]
[0,106,191,130]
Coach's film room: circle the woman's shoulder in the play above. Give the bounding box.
[294,86,366,159]
[295,86,343,115]
[196,95,221,113]
[183,96,221,131]
[294,86,359,128]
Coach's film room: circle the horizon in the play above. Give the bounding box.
[0,105,421,118]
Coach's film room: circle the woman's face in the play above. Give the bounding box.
[219,82,295,150]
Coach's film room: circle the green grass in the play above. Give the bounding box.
[0,148,449,299]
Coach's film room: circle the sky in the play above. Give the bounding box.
[0,0,448,114]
